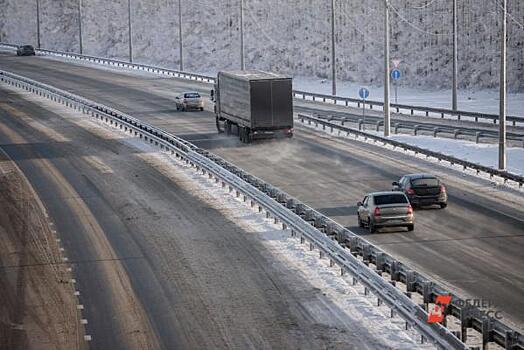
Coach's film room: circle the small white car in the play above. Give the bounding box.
[175,92,204,111]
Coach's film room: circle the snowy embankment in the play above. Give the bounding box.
[293,77,524,117]
[386,135,524,176]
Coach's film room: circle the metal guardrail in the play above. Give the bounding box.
[2,42,522,127]
[300,109,524,145]
[293,90,524,126]
[2,69,523,350]
[298,113,524,188]
[0,43,215,84]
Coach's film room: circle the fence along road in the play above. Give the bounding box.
[0,52,523,346]
[1,43,522,126]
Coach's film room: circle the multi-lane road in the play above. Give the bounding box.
[0,52,523,338]
[0,73,403,349]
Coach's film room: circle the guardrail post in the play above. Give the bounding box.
[390,261,400,281]
[405,270,416,292]
[476,132,482,144]
[459,305,474,342]
[393,123,399,134]
[504,330,518,350]
[375,253,385,272]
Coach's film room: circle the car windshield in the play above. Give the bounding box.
[184,93,200,98]
[23,46,33,49]
[411,178,439,187]
[374,194,408,205]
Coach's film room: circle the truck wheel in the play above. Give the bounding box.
[239,127,245,143]
[216,117,223,133]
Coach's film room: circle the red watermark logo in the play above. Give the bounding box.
[427,295,452,324]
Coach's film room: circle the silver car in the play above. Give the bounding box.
[357,191,414,233]
[175,92,204,111]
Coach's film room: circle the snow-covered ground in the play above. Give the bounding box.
[387,134,524,176]
[1,0,522,92]
[294,77,524,116]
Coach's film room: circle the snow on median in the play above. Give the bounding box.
[385,135,524,177]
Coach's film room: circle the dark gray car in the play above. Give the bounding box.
[392,173,447,208]
[16,45,35,56]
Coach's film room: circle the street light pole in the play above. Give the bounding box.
[452,0,458,111]
[383,0,391,137]
[240,0,245,70]
[498,0,507,170]
[178,0,183,71]
[78,0,83,54]
[36,0,41,48]
[330,0,336,96]
[128,0,133,63]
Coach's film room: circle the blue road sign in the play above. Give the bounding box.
[391,69,401,80]
[359,87,369,99]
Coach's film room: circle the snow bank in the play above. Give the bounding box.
[1,0,522,92]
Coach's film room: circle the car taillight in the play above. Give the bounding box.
[407,188,415,195]
[440,185,446,193]
[374,207,381,216]
[407,205,413,215]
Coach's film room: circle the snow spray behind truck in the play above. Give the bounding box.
[212,70,294,143]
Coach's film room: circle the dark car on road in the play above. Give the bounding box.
[357,191,414,233]
[392,174,447,208]
[16,45,36,56]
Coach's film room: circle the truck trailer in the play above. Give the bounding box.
[212,70,293,143]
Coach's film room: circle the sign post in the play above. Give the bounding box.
[359,87,370,130]
[390,69,401,104]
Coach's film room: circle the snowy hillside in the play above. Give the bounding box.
[0,0,523,92]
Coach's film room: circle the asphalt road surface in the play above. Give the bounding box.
[1,52,523,332]
[0,80,412,349]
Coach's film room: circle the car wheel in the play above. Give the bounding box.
[357,216,364,228]
[200,107,204,111]
[440,203,447,209]
[407,224,414,231]
[368,219,376,233]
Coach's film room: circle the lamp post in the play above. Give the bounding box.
[452,0,458,111]
[78,0,83,54]
[383,0,391,137]
[128,0,133,62]
[330,0,336,96]
[498,0,507,170]
[36,0,41,48]
[240,0,245,70]
[178,0,183,71]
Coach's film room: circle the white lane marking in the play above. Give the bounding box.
[76,304,84,310]
[84,335,92,341]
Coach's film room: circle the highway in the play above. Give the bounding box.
[0,82,393,349]
[1,52,523,334]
